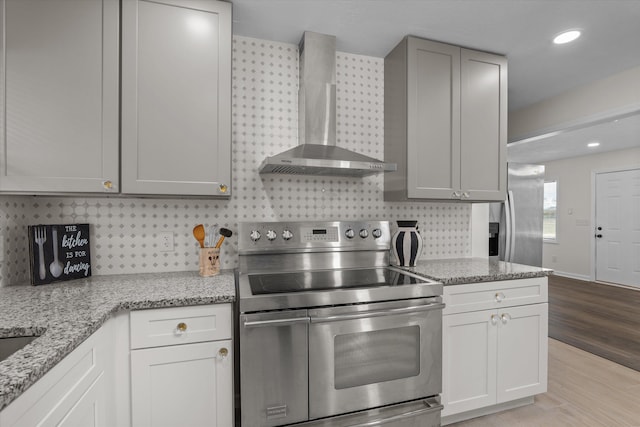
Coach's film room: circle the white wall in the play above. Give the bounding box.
[470,204,489,258]
[542,147,640,279]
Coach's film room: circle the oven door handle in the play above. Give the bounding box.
[310,302,445,323]
[242,317,310,328]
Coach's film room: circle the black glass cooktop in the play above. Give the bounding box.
[248,268,426,295]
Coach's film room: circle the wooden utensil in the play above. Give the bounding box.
[214,228,233,248]
[193,224,206,248]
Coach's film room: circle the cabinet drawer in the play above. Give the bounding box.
[443,278,547,315]
[130,304,231,349]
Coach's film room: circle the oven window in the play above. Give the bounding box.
[334,326,420,389]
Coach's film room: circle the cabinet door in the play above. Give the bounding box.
[56,374,107,427]
[131,340,233,427]
[460,49,507,201]
[121,0,231,196]
[0,0,119,193]
[442,309,497,417]
[496,303,548,403]
[0,320,115,427]
[406,37,461,199]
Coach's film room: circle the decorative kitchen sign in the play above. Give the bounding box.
[28,224,91,285]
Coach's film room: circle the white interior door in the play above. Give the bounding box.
[595,168,640,287]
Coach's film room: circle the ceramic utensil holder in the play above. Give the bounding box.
[199,248,220,277]
[391,220,423,267]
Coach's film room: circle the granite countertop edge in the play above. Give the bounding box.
[0,270,235,412]
[398,257,553,286]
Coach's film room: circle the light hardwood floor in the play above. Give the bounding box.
[449,338,640,426]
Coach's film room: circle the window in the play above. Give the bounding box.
[543,181,557,241]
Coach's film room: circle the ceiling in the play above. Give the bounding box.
[230,0,640,161]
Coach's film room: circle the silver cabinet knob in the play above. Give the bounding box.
[372,228,382,238]
[501,313,511,324]
[462,191,470,199]
[345,229,355,239]
[359,229,369,238]
[452,191,461,198]
[266,230,277,241]
[491,314,498,326]
[282,229,293,240]
[250,230,261,242]
[495,292,505,302]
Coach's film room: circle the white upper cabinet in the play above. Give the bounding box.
[384,36,507,202]
[0,0,232,197]
[460,49,507,201]
[0,0,119,193]
[121,0,232,197]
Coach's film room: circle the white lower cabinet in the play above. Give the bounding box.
[131,340,232,427]
[0,319,115,427]
[442,309,497,416]
[130,304,233,427]
[0,304,232,427]
[56,373,108,427]
[441,278,548,423]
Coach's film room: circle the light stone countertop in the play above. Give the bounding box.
[398,257,552,285]
[0,271,235,412]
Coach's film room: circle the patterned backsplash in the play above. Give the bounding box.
[0,36,470,286]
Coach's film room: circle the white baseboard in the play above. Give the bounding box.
[441,397,535,426]
[551,270,591,281]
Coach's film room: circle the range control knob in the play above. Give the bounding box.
[249,230,261,242]
[266,230,277,241]
[345,228,355,239]
[282,229,294,241]
[372,228,382,238]
[359,229,369,238]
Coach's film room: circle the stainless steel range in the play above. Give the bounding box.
[235,221,444,427]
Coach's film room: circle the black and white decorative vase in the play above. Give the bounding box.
[391,220,423,267]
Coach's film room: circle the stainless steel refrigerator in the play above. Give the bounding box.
[489,163,545,267]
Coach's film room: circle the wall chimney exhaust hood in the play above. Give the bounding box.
[258,32,396,177]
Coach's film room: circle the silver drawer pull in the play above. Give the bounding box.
[243,317,310,328]
[311,302,445,323]
[495,292,505,302]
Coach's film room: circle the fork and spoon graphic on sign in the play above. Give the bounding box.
[33,227,64,280]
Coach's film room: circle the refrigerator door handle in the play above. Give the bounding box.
[504,193,512,262]
[507,190,516,262]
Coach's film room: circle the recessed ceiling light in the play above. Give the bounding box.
[587,142,600,148]
[553,30,581,45]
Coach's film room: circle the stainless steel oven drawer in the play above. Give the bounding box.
[297,397,443,427]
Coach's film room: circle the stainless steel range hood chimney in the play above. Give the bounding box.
[258,31,396,177]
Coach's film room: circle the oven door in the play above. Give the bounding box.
[308,298,444,420]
